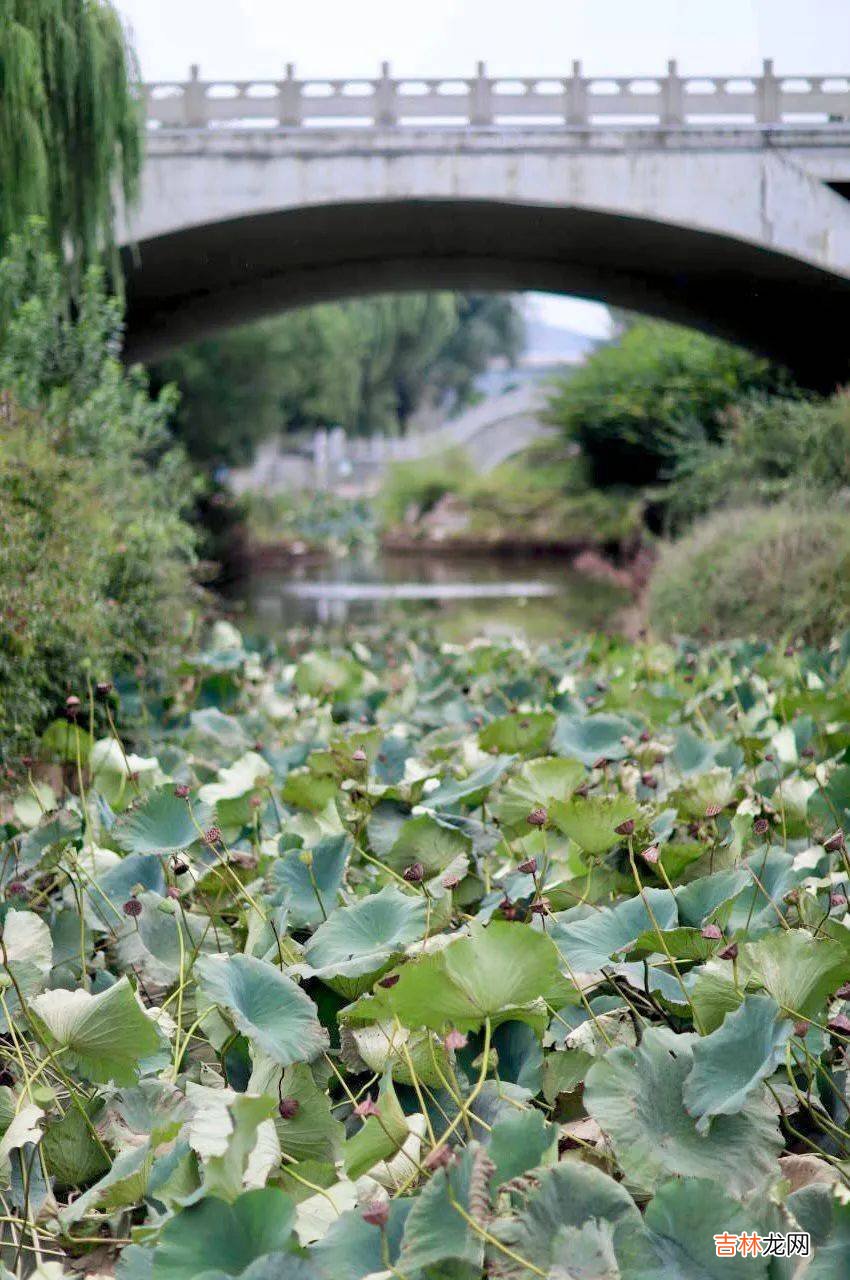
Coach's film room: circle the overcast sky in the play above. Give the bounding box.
[116,0,850,337]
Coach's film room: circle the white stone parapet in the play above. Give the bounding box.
[141,61,850,132]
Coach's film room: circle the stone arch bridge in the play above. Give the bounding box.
[124,62,850,388]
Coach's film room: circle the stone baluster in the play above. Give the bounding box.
[375,61,397,126]
[566,60,587,125]
[313,428,329,488]
[469,61,493,125]
[757,58,780,124]
[183,64,207,128]
[661,59,683,126]
[279,63,302,127]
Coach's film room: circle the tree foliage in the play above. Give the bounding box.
[544,320,789,488]
[153,293,524,468]
[0,227,196,755]
[0,0,141,279]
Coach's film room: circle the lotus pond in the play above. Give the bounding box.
[1,623,850,1278]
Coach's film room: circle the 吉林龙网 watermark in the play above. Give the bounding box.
[714,1232,810,1259]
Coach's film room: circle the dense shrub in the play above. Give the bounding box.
[665,389,850,530]
[0,229,196,755]
[545,320,789,488]
[648,502,850,643]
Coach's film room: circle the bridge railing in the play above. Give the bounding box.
[142,61,850,130]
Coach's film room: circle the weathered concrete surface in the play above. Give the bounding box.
[123,126,850,386]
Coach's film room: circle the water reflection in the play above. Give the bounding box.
[231,552,629,642]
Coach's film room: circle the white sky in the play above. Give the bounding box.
[115,0,850,336]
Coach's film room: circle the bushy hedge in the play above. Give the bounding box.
[545,320,789,489]
[648,502,850,643]
[0,229,197,756]
[665,389,850,530]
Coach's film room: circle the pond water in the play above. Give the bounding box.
[230,551,630,644]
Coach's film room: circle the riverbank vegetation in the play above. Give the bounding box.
[2,621,849,1275]
[379,320,850,644]
[0,228,198,758]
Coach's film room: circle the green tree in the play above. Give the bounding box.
[0,0,141,278]
[426,294,525,409]
[545,320,789,489]
[154,293,525,468]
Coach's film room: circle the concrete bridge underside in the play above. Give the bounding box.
[123,124,850,387]
[123,196,850,387]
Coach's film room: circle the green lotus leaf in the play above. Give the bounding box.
[60,1143,155,1225]
[397,1148,483,1274]
[485,1106,558,1190]
[309,1199,412,1280]
[40,718,94,765]
[114,787,212,856]
[478,711,555,756]
[683,994,792,1130]
[552,713,635,765]
[584,1026,783,1195]
[550,888,678,971]
[550,793,640,855]
[383,813,471,877]
[687,967,743,1033]
[272,1062,344,1164]
[672,767,736,821]
[152,1189,296,1280]
[187,708,251,760]
[738,930,849,1021]
[199,751,273,825]
[42,1100,110,1191]
[300,885,426,998]
[494,756,586,835]
[342,1071,410,1179]
[628,926,720,963]
[424,755,514,809]
[295,652,365,701]
[30,977,161,1085]
[196,953,328,1066]
[340,1020,449,1087]
[670,728,719,777]
[620,1177,771,1279]
[497,1160,643,1274]
[270,833,351,927]
[352,919,575,1034]
[674,868,751,928]
[787,1183,850,1279]
[280,769,339,813]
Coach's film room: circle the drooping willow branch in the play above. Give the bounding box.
[0,0,142,285]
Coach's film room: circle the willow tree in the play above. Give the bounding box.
[0,0,142,280]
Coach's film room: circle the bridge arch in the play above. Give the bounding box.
[123,86,850,387]
[123,195,850,389]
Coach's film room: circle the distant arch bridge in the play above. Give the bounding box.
[123,62,850,387]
